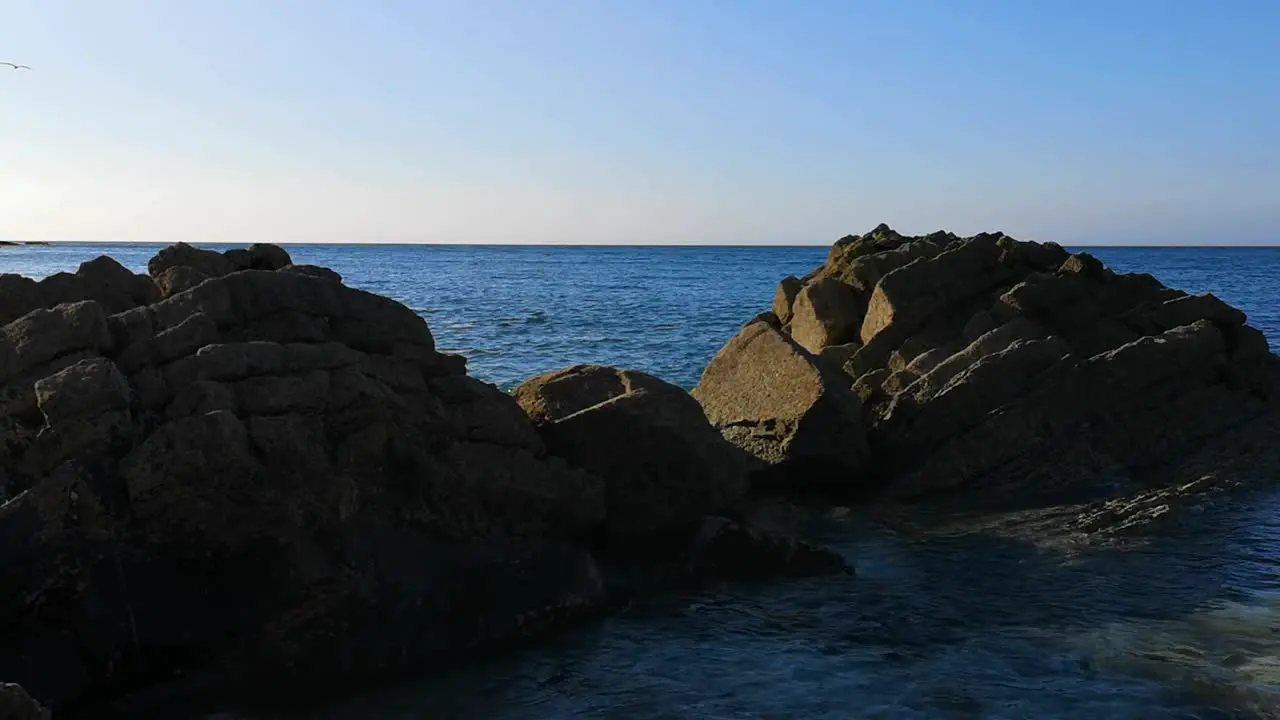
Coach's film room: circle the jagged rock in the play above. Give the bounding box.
[742,224,1280,516]
[693,322,869,492]
[689,516,851,580]
[788,277,864,353]
[0,244,608,713]
[516,365,751,538]
[0,683,51,720]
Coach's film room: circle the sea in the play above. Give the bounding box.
[5,243,1280,719]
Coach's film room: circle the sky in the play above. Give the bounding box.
[0,1,1277,246]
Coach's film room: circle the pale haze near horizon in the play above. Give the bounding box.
[1,0,1277,247]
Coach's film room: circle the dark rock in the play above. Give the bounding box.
[0,257,157,326]
[0,245,612,713]
[689,516,851,581]
[246,243,293,271]
[693,321,869,492]
[281,264,343,284]
[147,243,238,281]
[0,683,51,719]
[516,365,751,538]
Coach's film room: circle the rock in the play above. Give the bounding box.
[0,257,157,326]
[153,265,210,297]
[146,243,293,299]
[772,275,803,325]
[147,242,238,280]
[282,264,343,284]
[516,366,751,539]
[693,321,870,492]
[0,245,612,713]
[733,224,1280,517]
[689,516,851,580]
[246,243,293,270]
[0,683,51,720]
[514,364,673,426]
[788,277,864,353]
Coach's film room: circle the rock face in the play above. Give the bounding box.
[0,683,51,720]
[0,244,607,713]
[692,319,870,492]
[514,365,752,539]
[717,224,1280,511]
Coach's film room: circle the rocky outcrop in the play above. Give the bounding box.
[0,245,858,715]
[0,244,608,713]
[0,256,158,325]
[692,319,870,493]
[0,683,50,720]
[714,224,1280,516]
[689,516,850,580]
[514,365,752,539]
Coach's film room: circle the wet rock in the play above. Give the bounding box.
[0,683,51,720]
[693,322,869,492]
[689,516,851,581]
[517,365,751,538]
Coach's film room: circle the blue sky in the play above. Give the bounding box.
[0,0,1276,245]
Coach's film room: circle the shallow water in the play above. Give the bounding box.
[6,242,1280,718]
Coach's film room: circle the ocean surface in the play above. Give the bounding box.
[5,243,1280,719]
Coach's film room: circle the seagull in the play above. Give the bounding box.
[1,63,31,70]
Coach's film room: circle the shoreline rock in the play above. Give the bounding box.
[703,224,1280,521]
[0,245,852,715]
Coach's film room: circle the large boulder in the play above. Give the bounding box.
[788,277,864,354]
[515,365,751,539]
[739,224,1280,516]
[0,244,607,713]
[692,320,870,492]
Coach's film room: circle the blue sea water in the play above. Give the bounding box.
[5,243,1280,719]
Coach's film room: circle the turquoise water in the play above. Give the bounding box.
[5,243,1280,719]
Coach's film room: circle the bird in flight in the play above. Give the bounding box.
[2,62,31,70]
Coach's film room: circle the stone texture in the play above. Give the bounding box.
[693,322,870,492]
[0,256,157,326]
[516,365,751,538]
[0,243,608,714]
[788,277,864,353]
[728,223,1280,522]
[772,275,803,325]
